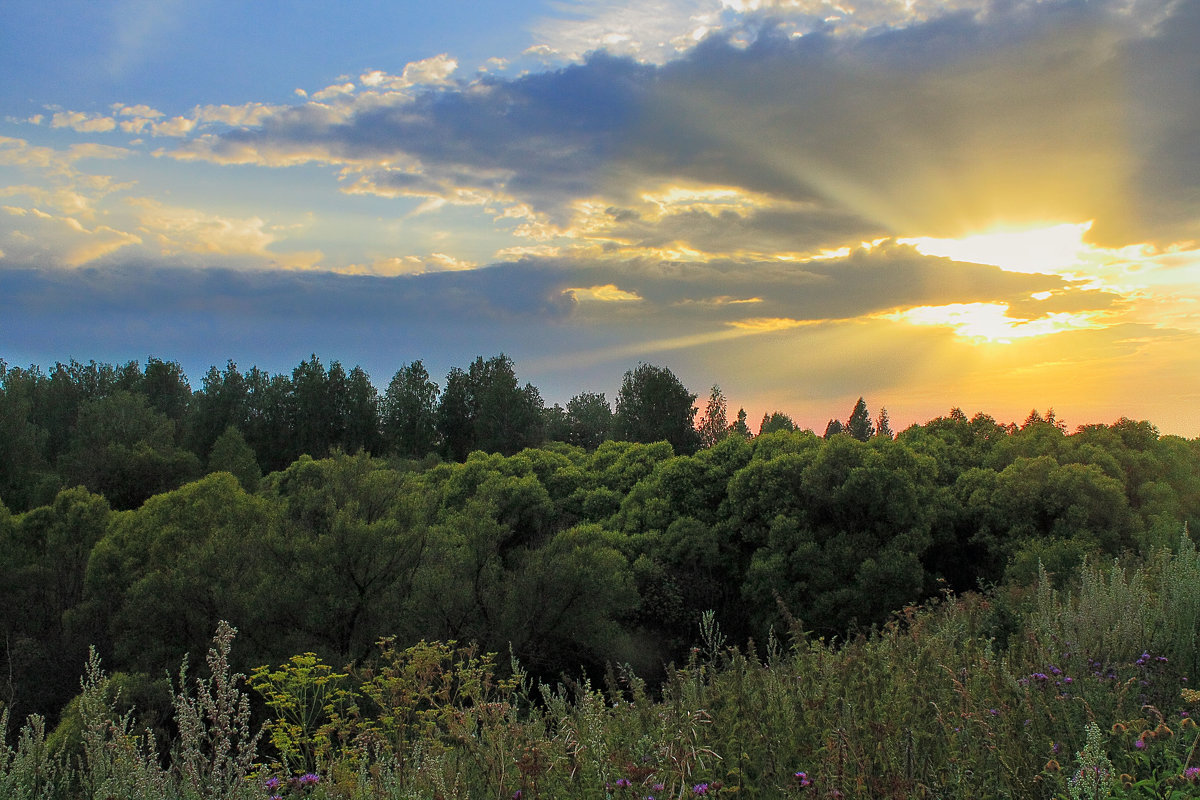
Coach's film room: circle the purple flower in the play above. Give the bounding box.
[513,791,523,799]
[794,771,812,787]
[269,796,282,800]
[1135,739,1147,750]
[616,778,632,789]
[1185,767,1200,782]
[264,777,281,790]
[653,783,665,792]
[298,772,320,786]
[693,783,709,795]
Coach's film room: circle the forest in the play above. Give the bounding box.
[1,353,1199,799]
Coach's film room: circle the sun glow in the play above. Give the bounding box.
[887,302,1103,343]
[899,222,1094,275]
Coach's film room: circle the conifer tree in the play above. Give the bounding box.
[846,397,875,441]
[697,385,729,448]
[875,407,894,439]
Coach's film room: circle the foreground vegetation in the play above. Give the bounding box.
[4,353,1200,797]
[5,541,1200,799]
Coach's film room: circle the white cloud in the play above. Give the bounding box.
[112,104,164,118]
[193,103,280,127]
[313,82,357,101]
[359,54,459,92]
[51,111,118,133]
[338,251,478,276]
[127,198,324,270]
[149,116,197,137]
[0,204,141,266]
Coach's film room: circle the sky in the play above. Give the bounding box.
[2,0,1199,436]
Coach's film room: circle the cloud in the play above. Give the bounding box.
[51,111,118,133]
[0,205,141,266]
[362,54,459,90]
[313,83,357,101]
[127,198,322,269]
[139,0,1194,266]
[336,252,479,276]
[563,283,643,302]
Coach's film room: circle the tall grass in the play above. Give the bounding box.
[4,536,1200,799]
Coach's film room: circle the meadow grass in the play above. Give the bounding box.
[5,538,1200,799]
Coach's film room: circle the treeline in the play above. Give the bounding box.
[0,354,761,513]
[1,356,1198,740]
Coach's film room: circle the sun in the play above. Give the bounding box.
[898,221,1094,276]
[885,302,1102,343]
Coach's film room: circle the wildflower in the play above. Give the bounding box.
[264,777,281,790]
[513,792,523,800]
[616,778,633,789]
[693,783,709,795]
[269,796,282,800]
[1182,717,1197,730]
[298,772,320,786]
[1045,759,1061,772]
[1135,738,1147,749]
[1050,666,1063,676]
[988,708,999,716]
[653,784,665,792]
[794,771,812,788]
[1185,767,1200,782]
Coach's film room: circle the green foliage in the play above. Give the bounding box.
[845,397,875,442]
[563,391,614,450]
[381,361,439,459]
[249,653,353,775]
[74,648,170,800]
[83,472,274,674]
[6,541,1200,798]
[58,390,201,510]
[757,411,796,436]
[697,385,729,449]
[207,425,261,492]
[0,707,61,800]
[612,363,699,455]
[171,621,262,800]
